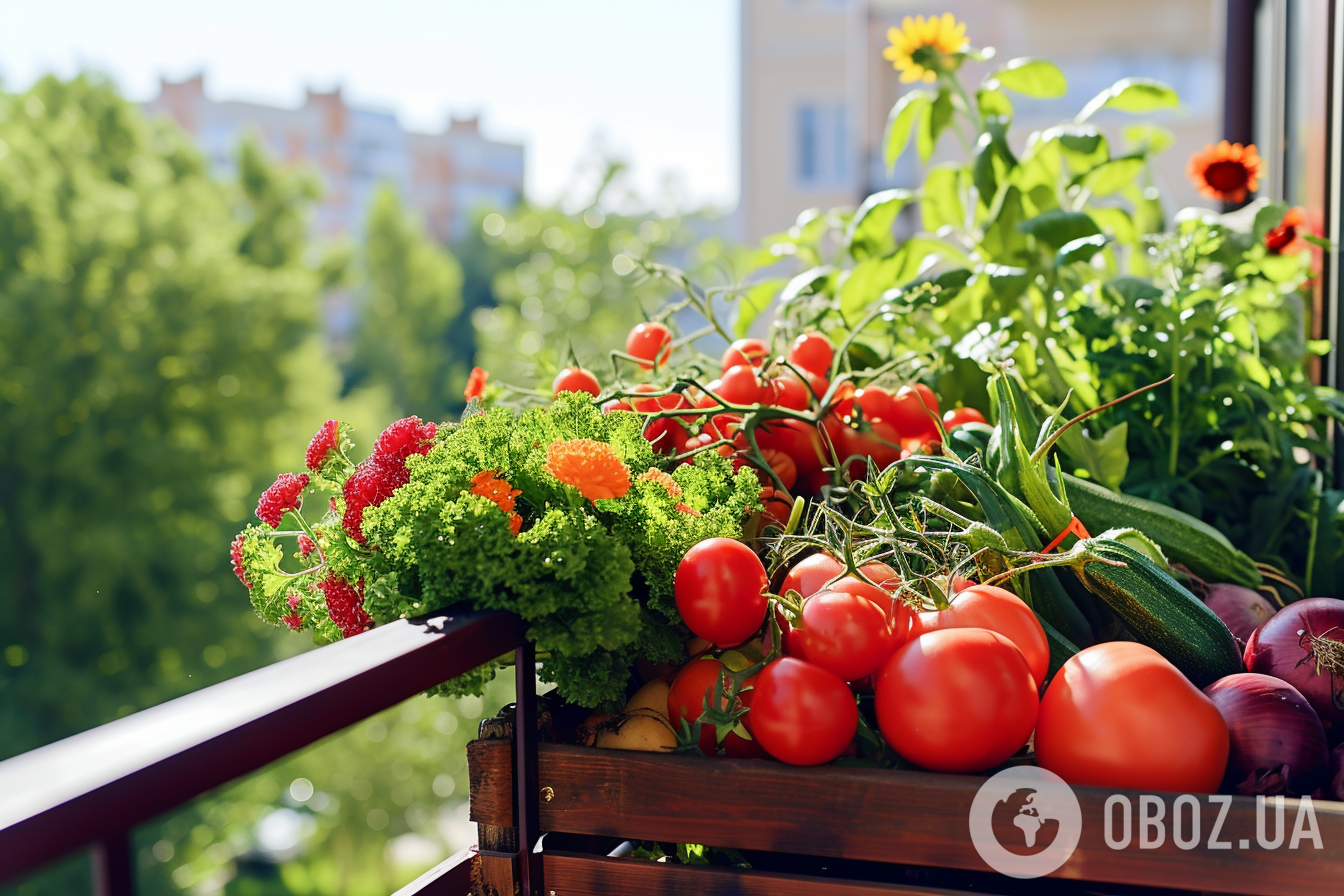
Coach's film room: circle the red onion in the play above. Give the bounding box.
[1204,673,1328,795]
[1204,583,1277,642]
[1244,597,1344,726]
[1330,744,1344,801]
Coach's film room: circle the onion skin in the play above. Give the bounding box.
[1244,597,1344,726]
[1204,673,1328,795]
[1204,583,1277,642]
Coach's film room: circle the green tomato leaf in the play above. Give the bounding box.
[839,238,969,321]
[985,263,1030,302]
[1081,156,1147,197]
[1076,78,1179,122]
[1124,123,1176,156]
[1056,234,1109,267]
[920,164,965,232]
[884,90,932,171]
[845,189,913,261]
[1018,209,1101,250]
[990,58,1068,98]
[1105,276,1164,306]
[977,87,1014,121]
[920,89,955,163]
[733,278,784,338]
[778,265,834,306]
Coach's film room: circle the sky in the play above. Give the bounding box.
[0,0,740,210]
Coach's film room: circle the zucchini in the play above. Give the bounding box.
[1058,470,1262,588]
[1069,534,1244,686]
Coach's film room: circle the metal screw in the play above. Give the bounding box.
[540,786,555,802]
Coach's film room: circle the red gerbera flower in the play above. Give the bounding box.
[465,367,489,402]
[305,420,340,472]
[1187,141,1262,204]
[256,472,310,528]
[1265,207,1306,254]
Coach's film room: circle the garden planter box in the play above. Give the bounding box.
[466,726,1344,896]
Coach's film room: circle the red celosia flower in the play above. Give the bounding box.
[282,614,303,630]
[1187,141,1262,204]
[374,416,437,462]
[298,534,316,558]
[318,574,372,638]
[546,439,631,501]
[1265,207,1306,254]
[256,472,310,528]
[287,593,301,609]
[230,532,251,588]
[305,419,340,472]
[465,367,489,402]
[342,455,409,543]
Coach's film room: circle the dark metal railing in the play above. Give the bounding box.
[0,609,528,895]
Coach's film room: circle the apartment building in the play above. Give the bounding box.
[146,75,524,242]
[738,0,1224,242]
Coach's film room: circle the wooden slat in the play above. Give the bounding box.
[464,742,1344,896]
[391,845,475,895]
[542,851,1004,896]
[0,611,524,884]
[467,738,516,827]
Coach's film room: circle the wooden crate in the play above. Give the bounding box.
[466,730,1344,896]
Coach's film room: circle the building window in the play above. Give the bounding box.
[796,103,848,189]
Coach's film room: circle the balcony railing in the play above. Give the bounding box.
[0,609,530,896]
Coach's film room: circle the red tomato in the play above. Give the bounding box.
[759,488,793,528]
[551,366,601,398]
[702,413,742,443]
[756,419,826,477]
[644,417,688,455]
[875,628,1038,773]
[829,575,912,639]
[714,364,767,406]
[602,398,632,414]
[667,658,765,757]
[853,386,899,425]
[674,538,769,647]
[798,468,831,496]
[1035,642,1229,793]
[786,589,904,681]
[628,383,663,414]
[916,585,1049,686]
[890,384,940,438]
[943,406,986,429]
[626,321,673,370]
[722,338,771,371]
[745,658,858,766]
[768,371,811,411]
[738,448,797,491]
[788,332,834,377]
[780,553,899,599]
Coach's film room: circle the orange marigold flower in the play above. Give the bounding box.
[547,439,631,501]
[470,469,521,513]
[639,467,682,499]
[674,502,701,517]
[508,512,523,536]
[1187,141,1262,204]
[1265,206,1306,254]
[464,366,489,402]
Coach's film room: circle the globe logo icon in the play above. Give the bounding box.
[969,766,1082,878]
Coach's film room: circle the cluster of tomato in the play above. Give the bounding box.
[664,537,1228,792]
[551,321,987,516]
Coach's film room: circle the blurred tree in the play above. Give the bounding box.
[342,188,465,422]
[0,75,389,894]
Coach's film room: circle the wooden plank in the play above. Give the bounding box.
[391,845,475,895]
[542,851,1006,896]
[467,739,516,827]
[0,611,524,885]
[525,743,1344,896]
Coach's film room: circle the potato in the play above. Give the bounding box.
[594,709,677,752]
[624,679,671,719]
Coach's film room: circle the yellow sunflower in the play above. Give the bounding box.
[883,13,969,84]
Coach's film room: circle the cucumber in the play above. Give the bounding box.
[1058,470,1262,588]
[1069,534,1244,687]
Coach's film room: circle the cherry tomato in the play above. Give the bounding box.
[674,538,769,647]
[551,366,601,398]
[759,488,793,528]
[769,371,811,411]
[602,398,632,414]
[1035,642,1229,793]
[629,383,664,414]
[828,575,912,640]
[853,386,899,425]
[644,417,688,455]
[626,321,673,370]
[714,364,767,406]
[875,628,1038,773]
[780,552,899,599]
[738,448,797,491]
[667,658,765,757]
[745,658,858,766]
[786,589,904,681]
[788,332,834,378]
[890,384,940,438]
[916,585,1049,686]
[756,419,826,477]
[943,406,986,430]
[722,338,771,371]
[702,413,742,443]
